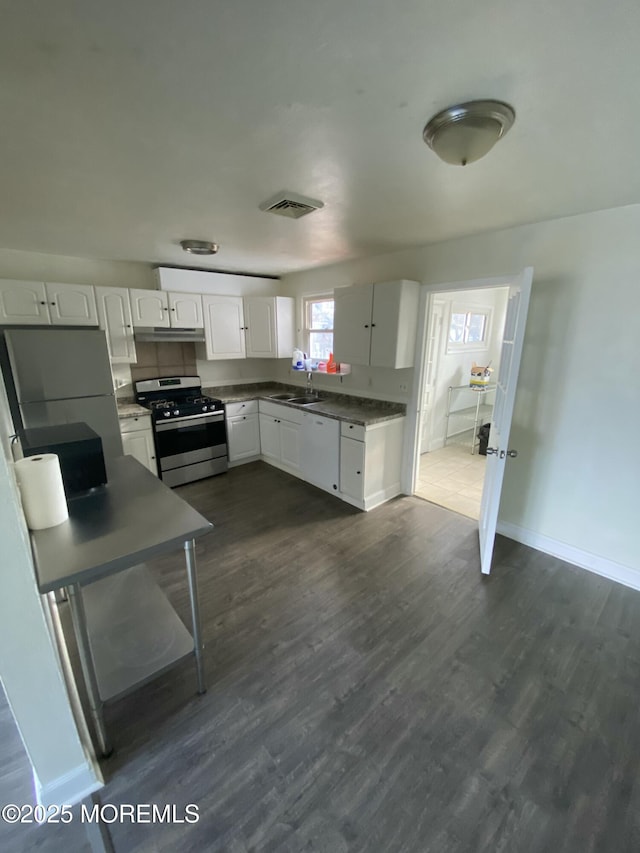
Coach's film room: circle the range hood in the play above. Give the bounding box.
[134,327,205,343]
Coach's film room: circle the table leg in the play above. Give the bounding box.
[67,584,112,757]
[184,538,206,694]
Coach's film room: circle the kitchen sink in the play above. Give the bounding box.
[269,393,297,400]
[287,395,324,405]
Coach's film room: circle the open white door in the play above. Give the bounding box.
[478,267,533,575]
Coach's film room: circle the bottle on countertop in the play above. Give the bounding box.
[292,348,305,370]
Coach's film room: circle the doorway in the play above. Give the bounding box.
[414,284,510,519]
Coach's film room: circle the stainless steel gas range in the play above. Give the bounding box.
[134,376,228,487]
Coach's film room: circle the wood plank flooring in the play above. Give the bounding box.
[3,460,640,852]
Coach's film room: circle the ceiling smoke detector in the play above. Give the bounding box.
[180,239,219,255]
[259,191,324,219]
[423,100,515,166]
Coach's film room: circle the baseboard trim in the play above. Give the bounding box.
[34,763,103,808]
[496,521,640,592]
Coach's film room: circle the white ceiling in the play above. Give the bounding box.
[1,0,639,276]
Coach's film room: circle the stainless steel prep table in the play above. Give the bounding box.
[30,455,213,756]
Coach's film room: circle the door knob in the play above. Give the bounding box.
[486,447,499,455]
[506,449,518,458]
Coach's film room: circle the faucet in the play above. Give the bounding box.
[306,371,314,395]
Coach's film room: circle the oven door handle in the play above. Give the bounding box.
[155,412,225,430]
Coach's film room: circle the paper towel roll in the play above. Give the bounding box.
[14,453,69,530]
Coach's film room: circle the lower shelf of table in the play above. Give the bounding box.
[81,564,194,703]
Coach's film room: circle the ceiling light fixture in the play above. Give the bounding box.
[423,100,515,166]
[180,239,219,256]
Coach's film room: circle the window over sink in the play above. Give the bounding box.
[304,296,334,360]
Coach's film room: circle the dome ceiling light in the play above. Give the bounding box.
[180,239,219,255]
[423,100,515,166]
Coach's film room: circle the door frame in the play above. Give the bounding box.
[401,275,515,497]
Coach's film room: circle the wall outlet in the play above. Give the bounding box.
[399,383,408,392]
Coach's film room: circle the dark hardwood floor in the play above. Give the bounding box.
[3,461,640,852]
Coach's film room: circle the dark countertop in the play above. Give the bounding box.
[30,456,213,593]
[203,382,406,426]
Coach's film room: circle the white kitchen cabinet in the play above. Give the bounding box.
[45,282,99,326]
[95,286,137,364]
[226,400,260,464]
[0,280,50,324]
[258,400,302,473]
[168,291,204,328]
[130,289,170,328]
[300,412,340,494]
[339,417,405,510]
[119,415,157,475]
[333,280,419,368]
[0,279,98,326]
[244,296,294,359]
[201,295,246,359]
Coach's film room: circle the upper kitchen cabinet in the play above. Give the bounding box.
[244,296,294,359]
[167,292,204,328]
[0,279,98,326]
[201,295,246,360]
[130,289,170,328]
[0,280,50,324]
[130,288,203,330]
[45,282,98,325]
[333,280,420,368]
[95,286,137,364]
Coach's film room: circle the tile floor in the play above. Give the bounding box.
[416,440,486,519]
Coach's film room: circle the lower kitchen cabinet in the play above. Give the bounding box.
[255,399,405,510]
[339,418,405,510]
[258,401,302,473]
[119,415,158,476]
[226,400,261,464]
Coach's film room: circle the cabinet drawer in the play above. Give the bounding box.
[226,399,258,417]
[259,400,304,424]
[340,421,366,442]
[119,414,152,434]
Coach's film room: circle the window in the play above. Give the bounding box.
[446,306,491,352]
[305,296,334,360]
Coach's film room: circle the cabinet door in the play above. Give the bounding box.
[301,413,340,492]
[130,289,170,328]
[340,436,365,501]
[168,291,204,329]
[95,286,137,363]
[45,282,98,326]
[259,413,281,461]
[333,284,373,365]
[370,280,419,368]
[121,430,158,475]
[227,413,260,462]
[279,419,301,471]
[244,297,276,358]
[202,295,246,359]
[0,280,49,324]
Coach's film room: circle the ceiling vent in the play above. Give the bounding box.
[259,191,324,219]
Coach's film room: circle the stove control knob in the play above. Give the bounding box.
[174,409,180,417]
[163,411,171,418]
[202,405,208,412]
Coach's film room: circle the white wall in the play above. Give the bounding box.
[0,247,154,289]
[282,204,640,581]
[0,377,102,806]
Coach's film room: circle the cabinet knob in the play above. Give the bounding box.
[364,324,369,328]
[333,484,337,490]
[40,301,46,305]
[171,307,176,312]
[356,470,361,475]
[371,323,376,328]
[127,324,131,328]
[349,424,354,429]
[242,416,246,420]
[50,302,56,306]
